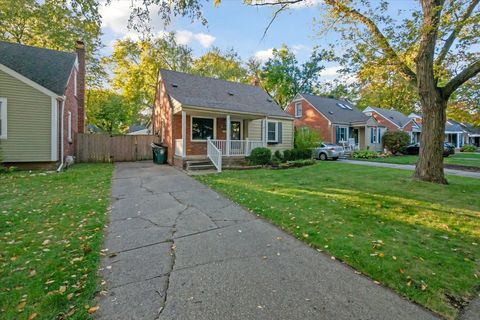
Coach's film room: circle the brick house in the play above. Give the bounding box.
[285,93,384,151]
[0,40,85,169]
[152,69,294,171]
[363,106,420,143]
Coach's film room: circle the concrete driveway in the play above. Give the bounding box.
[96,162,438,320]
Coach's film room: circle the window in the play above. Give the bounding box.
[294,102,302,117]
[191,117,214,141]
[73,69,77,97]
[336,127,348,142]
[370,127,382,143]
[267,121,278,143]
[67,111,72,142]
[0,98,7,139]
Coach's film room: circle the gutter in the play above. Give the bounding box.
[56,98,65,172]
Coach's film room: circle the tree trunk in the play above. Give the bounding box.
[414,91,447,184]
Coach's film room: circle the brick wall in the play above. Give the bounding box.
[63,69,79,157]
[152,79,174,164]
[76,41,85,134]
[285,99,333,142]
[370,112,399,131]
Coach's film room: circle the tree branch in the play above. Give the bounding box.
[442,59,480,98]
[435,0,479,66]
[323,0,417,84]
[260,3,290,42]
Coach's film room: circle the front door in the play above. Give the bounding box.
[230,121,242,155]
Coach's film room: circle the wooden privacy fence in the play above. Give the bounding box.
[75,134,160,162]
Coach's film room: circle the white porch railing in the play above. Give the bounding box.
[211,140,264,156]
[207,138,222,172]
[175,139,183,156]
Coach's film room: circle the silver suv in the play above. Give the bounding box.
[313,143,344,160]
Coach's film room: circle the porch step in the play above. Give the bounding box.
[186,159,216,171]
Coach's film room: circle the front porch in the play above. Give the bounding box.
[172,108,273,171]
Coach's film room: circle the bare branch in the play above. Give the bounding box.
[260,3,290,42]
[442,59,480,98]
[435,0,480,66]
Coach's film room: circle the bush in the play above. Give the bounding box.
[382,131,410,154]
[294,127,321,150]
[278,159,316,169]
[283,148,313,161]
[273,150,285,162]
[270,156,282,166]
[460,144,477,152]
[352,150,379,159]
[248,147,272,165]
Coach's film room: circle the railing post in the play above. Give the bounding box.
[245,138,249,156]
[182,111,186,157]
[226,115,231,156]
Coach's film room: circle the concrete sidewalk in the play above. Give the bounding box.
[95,162,438,320]
[341,159,480,179]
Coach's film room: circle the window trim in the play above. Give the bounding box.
[190,116,216,142]
[67,111,72,143]
[73,69,78,97]
[294,102,302,118]
[337,126,348,142]
[0,97,7,139]
[267,121,278,143]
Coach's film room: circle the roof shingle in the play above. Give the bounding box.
[367,106,412,128]
[0,41,76,96]
[159,69,291,118]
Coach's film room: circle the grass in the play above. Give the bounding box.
[358,152,480,168]
[196,162,480,319]
[0,164,113,320]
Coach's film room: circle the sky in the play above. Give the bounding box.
[99,0,419,80]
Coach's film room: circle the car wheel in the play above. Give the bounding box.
[319,153,327,161]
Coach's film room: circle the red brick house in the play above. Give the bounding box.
[152,69,294,171]
[363,106,420,143]
[285,93,384,151]
[0,40,85,169]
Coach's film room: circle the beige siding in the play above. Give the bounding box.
[248,118,294,152]
[0,70,53,162]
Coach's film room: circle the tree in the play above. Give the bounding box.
[86,89,134,134]
[0,0,104,85]
[104,33,193,120]
[294,127,321,150]
[260,44,331,107]
[447,78,480,126]
[192,47,247,81]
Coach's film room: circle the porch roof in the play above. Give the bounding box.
[160,69,292,119]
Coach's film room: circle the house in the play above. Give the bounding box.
[0,40,85,169]
[408,113,469,148]
[463,123,480,147]
[127,124,151,135]
[152,69,294,171]
[363,106,420,143]
[285,93,384,151]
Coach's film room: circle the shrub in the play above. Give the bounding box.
[460,144,477,152]
[352,150,379,159]
[283,148,313,161]
[273,150,285,162]
[382,131,410,154]
[248,147,272,165]
[270,156,282,166]
[278,159,316,169]
[294,127,321,150]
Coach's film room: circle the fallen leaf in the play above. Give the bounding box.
[67,293,74,300]
[17,301,26,311]
[88,306,99,314]
[59,286,66,294]
[28,313,38,320]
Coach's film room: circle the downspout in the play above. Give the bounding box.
[56,99,65,172]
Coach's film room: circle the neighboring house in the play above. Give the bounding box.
[463,123,480,147]
[0,40,85,169]
[363,106,420,143]
[408,113,469,148]
[152,69,294,171]
[285,93,384,151]
[127,124,151,135]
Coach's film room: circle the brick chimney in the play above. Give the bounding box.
[76,40,86,133]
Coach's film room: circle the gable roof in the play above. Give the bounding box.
[297,93,369,124]
[446,119,467,132]
[365,106,412,128]
[159,69,291,118]
[0,41,76,96]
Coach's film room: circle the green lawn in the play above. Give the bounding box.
[197,162,480,319]
[360,152,480,168]
[0,164,113,320]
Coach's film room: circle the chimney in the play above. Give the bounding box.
[76,40,86,133]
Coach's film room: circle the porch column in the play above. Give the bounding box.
[226,114,231,156]
[264,117,268,147]
[456,133,460,148]
[181,111,186,158]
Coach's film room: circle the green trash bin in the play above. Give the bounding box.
[152,143,167,164]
